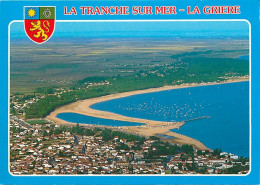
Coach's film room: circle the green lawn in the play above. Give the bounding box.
[26,119,50,125]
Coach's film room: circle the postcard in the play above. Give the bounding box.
[0,0,259,184]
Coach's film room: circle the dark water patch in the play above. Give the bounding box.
[238,55,249,60]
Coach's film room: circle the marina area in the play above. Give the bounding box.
[48,80,249,156]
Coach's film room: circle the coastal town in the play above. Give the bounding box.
[9,36,250,175]
[10,117,249,175]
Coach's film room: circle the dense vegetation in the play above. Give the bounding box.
[24,56,248,118]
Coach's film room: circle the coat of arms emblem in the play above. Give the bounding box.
[24,6,55,44]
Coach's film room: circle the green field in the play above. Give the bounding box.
[10,37,249,118]
[10,38,249,93]
[26,119,50,125]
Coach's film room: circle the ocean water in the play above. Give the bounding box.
[238,55,249,60]
[91,81,249,157]
[56,113,145,127]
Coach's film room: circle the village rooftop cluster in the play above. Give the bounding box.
[10,117,249,175]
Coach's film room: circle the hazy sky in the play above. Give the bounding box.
[11,21,249,38]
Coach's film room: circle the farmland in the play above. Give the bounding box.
[10,37,249,93]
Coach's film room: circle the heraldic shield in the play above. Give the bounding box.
[24,7,55,44]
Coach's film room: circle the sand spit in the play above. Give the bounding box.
[46,78,248,150]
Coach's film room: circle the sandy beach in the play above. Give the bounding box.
[46,78,248,150]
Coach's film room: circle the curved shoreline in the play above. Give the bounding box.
[46,78,248,150]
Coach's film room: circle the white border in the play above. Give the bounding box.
[8,19,252,177]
